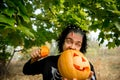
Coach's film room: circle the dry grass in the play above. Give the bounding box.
[1,47,120,80]
[86,47,120,80]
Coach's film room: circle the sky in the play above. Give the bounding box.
[88,30,108,47]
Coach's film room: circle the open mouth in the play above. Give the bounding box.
[73,64,89,71]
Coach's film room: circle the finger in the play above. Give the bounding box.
[36,49,41,57]
[73,78,77,80]
[63,78,67,80]
[31,49,41,58]
[31,51,37,58]
[88,71,94,79]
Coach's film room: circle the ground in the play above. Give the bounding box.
[1,47,120,80]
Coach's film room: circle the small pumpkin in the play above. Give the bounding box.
[58,50,90,80]
[40,45,50,57]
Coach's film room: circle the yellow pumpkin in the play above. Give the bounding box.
[58,50,90,80]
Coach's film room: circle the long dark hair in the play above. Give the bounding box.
[57,24,87,54]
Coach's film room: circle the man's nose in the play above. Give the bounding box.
[69,44,76,50]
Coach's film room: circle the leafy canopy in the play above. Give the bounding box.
[0,0,120,52]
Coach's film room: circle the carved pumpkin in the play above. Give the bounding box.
[40,45,50,57]
[58,50,90,80]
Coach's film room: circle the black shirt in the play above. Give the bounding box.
[23,55,96,80]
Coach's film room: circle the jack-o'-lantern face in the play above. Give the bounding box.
[58,50,90,80]
[73,53,89,72]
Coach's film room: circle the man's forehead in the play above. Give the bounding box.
[66,32,83,42]
[67,32,82,37]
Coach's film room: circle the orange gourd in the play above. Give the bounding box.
[58,50,90,80]
[40,45,50,57]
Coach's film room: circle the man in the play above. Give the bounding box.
[23,24,97,80]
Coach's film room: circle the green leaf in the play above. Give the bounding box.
[17,1,30,23]
[17,25,35,39]
[19,13,30,23]
[107,42,115,49]
[4,25,16,31]
[98,31,104,43]
[3,8,14,17]
[17,0,27,15]
[7,32,24,46]
[114,22,120,31]
[6,0,16,8]
[0,14,16,26]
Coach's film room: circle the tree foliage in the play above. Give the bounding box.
[0,0,120,64]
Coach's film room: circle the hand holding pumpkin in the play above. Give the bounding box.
[30,45,50,63]
[88,71,94,79]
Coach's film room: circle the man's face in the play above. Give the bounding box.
[63,31,83,51]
